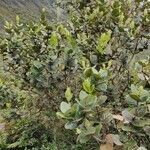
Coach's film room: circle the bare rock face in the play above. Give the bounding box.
[0,0,58,31]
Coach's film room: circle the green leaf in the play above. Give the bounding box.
[65,121,77,130]
[125,95,138,106]
[16,15,20,25]
[59,25,77,48]
[131,84,137,93]
[67,35,77,48]
[49,32,58,48]
[129,85,141,100]
[95,123,102,136]
[77,133,90,144]
[79,94,97,108]
[124,139,138,150]
[65,103,78,117]
[83,78,94,93]
[84,68,92,77]
[92,67,99,75]
[92,67,100,79]
[79,90,88,100]
[132,118,150,127]
[102,111,113,123]
[85,119,91,129]
[90,54,98,65]
[122,109,135,123]
[76,128,82,134]
[96,83,107,92]
[85,127,95,135]
[130,93,140,101]
[98,95,107,105]
[33,61,42,69]
[65,87,73,102]
[58,25,70,36]
[129,20,135,29]
[56,112,66,119]
[111,134,123,146]
[99,69,108,78]
[143,126,150,136]
[121,125,136,132]
[60,102,71,113]
[96,30,112,54]
[7,141,21,148]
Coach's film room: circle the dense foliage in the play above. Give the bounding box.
[0,0,150,149]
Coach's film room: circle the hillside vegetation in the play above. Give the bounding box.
[0,0,150,149]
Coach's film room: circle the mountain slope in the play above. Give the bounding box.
[0,0,57,32]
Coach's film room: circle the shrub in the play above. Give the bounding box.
[57,0,150,149]
[0,0,149,149]
[0,11,82,149]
